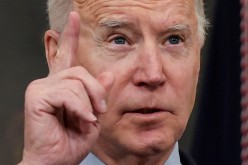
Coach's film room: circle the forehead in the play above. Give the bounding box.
[74,0,196,27]
[75,0,195,9]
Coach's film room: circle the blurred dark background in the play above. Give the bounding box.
[0,0,241,164]
[0,1,48,164]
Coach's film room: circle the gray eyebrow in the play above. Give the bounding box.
[166,23,191,32]
[98,18,129,28]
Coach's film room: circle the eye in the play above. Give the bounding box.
[112,36,127,44]
[115,37,126,44]
[107,33,134,52]
[167,35,183,45]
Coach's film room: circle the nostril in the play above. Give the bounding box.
[132,59,166,88]
[138,69,166,88]
[137,80,165,90]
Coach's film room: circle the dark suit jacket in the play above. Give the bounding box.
[179,150,197,165]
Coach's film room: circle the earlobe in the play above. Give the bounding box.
[44,30,60,71]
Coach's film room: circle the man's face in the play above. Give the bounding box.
[74,0,201,158]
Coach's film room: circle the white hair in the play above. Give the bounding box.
[47,0,73,32]
[47,0,208,43]
[195,0,209,43]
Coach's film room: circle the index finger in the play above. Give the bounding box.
[54,11,81,73]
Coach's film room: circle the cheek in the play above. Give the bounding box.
[167,57,200,113]
[77,47,108,76]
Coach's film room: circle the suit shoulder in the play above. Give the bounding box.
[179,150,197,165]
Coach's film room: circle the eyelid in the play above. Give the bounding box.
[169,35,185,42]
[108,33,131,44]
[163,34,185,45]
[170,31,185,38]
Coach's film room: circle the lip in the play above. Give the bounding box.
[123,108,172,115]
[125,108,163,114]
[122,108,171,124]
[122,107,173,121]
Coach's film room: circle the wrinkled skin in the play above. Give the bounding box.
[19,0,202,164]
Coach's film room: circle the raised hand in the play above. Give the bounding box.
[19,12,114,165]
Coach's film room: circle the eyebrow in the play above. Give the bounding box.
[97,18,192,39]
[166,23,191,32]
[98,18,130,28]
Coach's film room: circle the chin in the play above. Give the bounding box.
[131,144,166,156]
[123,131,176,156]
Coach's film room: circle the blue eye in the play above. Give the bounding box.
[168,36,181,45]
[113,36,127,44]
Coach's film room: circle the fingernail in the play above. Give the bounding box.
[88,112,97,122]
[101,100,107,113]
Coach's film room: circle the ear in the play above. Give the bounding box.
[44,30,60,71]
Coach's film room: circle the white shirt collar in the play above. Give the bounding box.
[79,142,181,165]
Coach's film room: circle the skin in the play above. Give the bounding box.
[19,0,202,164]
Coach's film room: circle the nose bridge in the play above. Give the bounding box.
[134,40,166,86]
[140,41,163,76]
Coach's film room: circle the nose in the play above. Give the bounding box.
[132,45,166,89]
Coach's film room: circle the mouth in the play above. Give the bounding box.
[124,108,167,115]
[130,109,162,114]
[122,108,171,122]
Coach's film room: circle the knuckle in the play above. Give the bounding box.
[25,79,44,95]
[63,79,85,93]
[72,80,85,89]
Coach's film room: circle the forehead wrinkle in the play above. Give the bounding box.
[75,0,163,9]
[74,0,180,21]
[75,0,197,38]
[74,0,196,24]
[74,0,195,12]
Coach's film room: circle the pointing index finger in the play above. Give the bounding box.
[55,11,81,72]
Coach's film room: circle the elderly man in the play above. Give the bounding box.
[19,0,207,164]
